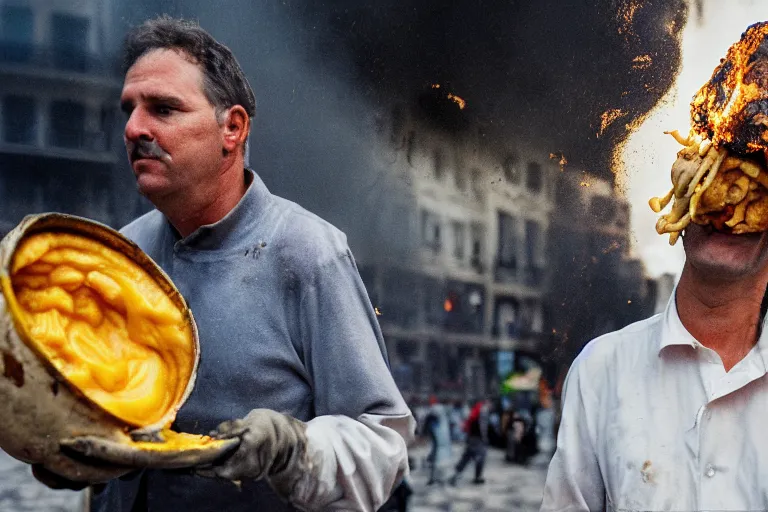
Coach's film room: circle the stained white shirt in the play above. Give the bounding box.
[541,293,768,512]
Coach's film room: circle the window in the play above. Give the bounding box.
[524,220,542,267]
[1,6,34,62]
[51,13,90,72]
[503,155,521,184]
[497,212,517,269]
[3,96,37,145]
[49,101,85,148]
[100,106,116,151]
[526,161,543,193]
[521,299,544,333]
[470,222,485,272]
[495,300,520,338]
[524,220,544,286]
[420,209,441,252]
[452,221,466,260]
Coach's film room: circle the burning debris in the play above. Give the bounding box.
[598,109,628,138]
[549,152,568,171]
[430,84,467,110]
[651,21,768,244]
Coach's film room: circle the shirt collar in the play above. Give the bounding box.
[171,168,273,252]
[659,284,768,366]
[659,287,698,352]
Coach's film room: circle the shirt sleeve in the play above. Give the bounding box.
[540,357,604,512]
[276,243,415,511]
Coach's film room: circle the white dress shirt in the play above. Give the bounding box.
[541,292,768,512]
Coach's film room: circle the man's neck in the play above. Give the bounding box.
[676,263,768,371]
[160,162,249,238]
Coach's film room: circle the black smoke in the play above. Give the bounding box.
[113,0,687,261]
[284,0,688,178]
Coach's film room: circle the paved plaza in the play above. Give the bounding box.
[407,443,549,512]
[0,443,550,511]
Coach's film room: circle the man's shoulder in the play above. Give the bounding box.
[119,210,165,245]
[270,196,349,264]
[572,313,664,376]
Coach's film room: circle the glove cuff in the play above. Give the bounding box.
[267,415,310,501]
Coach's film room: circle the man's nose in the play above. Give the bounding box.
[124,108,153,142]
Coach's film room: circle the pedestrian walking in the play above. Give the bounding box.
[449,399,490,486]
[424,396,452,485]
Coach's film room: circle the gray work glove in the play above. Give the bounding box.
[196,409,309,497]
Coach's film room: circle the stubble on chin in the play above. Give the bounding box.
[682,225,768,280]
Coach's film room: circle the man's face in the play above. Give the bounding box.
[120,49,225,203]
[682,223,768,280]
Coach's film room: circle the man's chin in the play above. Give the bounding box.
[134,173,172,201]
[683,223,768,278]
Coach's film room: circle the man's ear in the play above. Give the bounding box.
[221,105,250,155]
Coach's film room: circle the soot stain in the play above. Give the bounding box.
[2,351,24,387]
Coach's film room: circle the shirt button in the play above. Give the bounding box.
[705,464,716,477]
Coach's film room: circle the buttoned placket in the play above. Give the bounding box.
[694,344,766,509]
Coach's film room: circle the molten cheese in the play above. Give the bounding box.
[131,429,224,451]
[8,232,194,427]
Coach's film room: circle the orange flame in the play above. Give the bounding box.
[430,83,467,110]
[549,152,568,171]
[443,298,454,312]
[448,93,467,110]
[691,22,768,153]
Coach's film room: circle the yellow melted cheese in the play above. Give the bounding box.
[8,232,194,427]
[130,429,224,451]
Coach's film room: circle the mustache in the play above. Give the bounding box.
[126,139,172,163]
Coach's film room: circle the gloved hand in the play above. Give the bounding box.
[196,409,309,496]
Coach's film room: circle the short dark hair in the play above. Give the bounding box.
[123,16,256,120]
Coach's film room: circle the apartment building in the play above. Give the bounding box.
[365,100,557,401]
[0,0,135,233]
[545,170,656,377]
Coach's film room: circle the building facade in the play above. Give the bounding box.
[362,95,659,404]
[544,170,657,381]
[362,100,557,403]
[0,0,138,233]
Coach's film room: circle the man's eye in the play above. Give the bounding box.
[155,105,173,115]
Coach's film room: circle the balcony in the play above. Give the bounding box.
[0,42,118,77]
[0,128,116,164]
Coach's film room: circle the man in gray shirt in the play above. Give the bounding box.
[35,16,414,512]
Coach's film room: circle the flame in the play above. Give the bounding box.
[632,54,652,70]
[447,93,467,110]
[691,22,768,153]
[443,298,454,312]
[430,83,467,109]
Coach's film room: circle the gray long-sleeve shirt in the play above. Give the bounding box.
[92,170,413,511]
